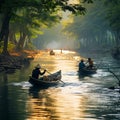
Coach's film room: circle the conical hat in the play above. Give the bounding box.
[35,64,41,68]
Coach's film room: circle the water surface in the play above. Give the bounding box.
[0,50,120,120]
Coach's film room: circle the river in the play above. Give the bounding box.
[0,50,120,120]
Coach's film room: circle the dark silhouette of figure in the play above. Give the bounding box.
[32,64,46,79]
[79,59,86,71]
[87,58,94,68]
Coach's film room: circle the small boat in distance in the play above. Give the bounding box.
[29,70,61,87]
[50,50,55,55]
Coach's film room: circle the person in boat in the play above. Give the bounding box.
[79,59,86,71]
[86,58,94,69]
[32,64,46,79]
[50,50,55,55]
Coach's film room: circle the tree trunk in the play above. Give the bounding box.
[114,30,120,47]
[0,11,11,55]
[9,31,17,44]
[116,31,120,47]
[16,32,26,51]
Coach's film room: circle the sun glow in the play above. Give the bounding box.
[26,50,95,120]
[68,0,80,4]
[53,49,76,54]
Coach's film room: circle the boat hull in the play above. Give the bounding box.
[79,67,97,75]
[29,70,61,87]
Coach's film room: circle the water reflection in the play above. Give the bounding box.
[0,50,120,120]
[28,87,96,120]
[0,73,9,120]
[28,50,119,120]
[27,50,120,120]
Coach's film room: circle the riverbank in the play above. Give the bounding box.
[76,48,120,60]
[0,50,40,72]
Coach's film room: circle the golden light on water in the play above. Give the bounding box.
[54,49,76,54]
[50,92,87,120]
[27,89,92,120]
[68,0,80,4]
[33,49,82,73]
[26,49,95,120]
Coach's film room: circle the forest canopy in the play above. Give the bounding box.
[0,0,93,54]
[63,0,120,52]
[0,0,120,56]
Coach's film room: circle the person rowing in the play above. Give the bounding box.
[32,64,46,79]
[79,59,86,71]
[86,58,94,69]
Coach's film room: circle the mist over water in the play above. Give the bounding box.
[33,23,78,50]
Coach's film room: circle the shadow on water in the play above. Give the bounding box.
[29,86,49,98]
[29,80,66,97]
[0,73,9,120]
[78,72,94,79]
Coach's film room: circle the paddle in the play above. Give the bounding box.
[58,79,65,84]
[42,68,65,84]
[107,68,120,86]
[40,67,52,75]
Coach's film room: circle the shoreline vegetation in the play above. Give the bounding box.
[0,50,40,73]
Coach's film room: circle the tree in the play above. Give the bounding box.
[0,0,93,55]
[63,0,110,50]
[105,0,120,47]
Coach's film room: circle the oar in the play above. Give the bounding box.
[58,79,65,84]
[107,68,120,86]
[41,67,54,74]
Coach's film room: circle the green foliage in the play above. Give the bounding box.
[63,0,117,50]
[0,0,94,52]
[0,41,4,53]
[0,41,15,53]
[8,41,15,52]
[105,0,120,31]
[24,42,35,50]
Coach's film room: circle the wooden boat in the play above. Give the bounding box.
[50,50,55,55]
[29,70,61,87]
[79,67,97,75]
